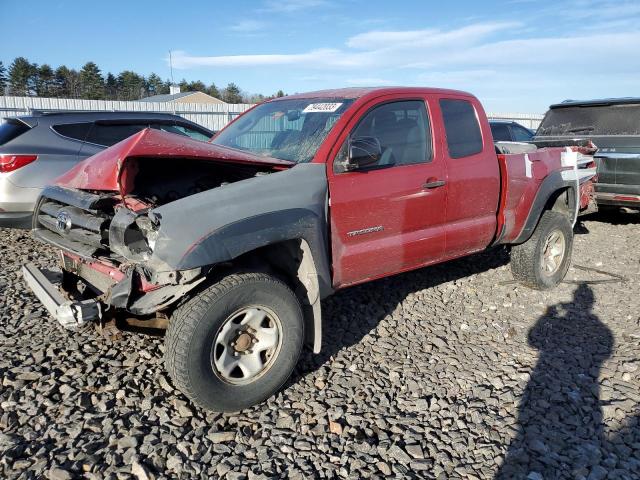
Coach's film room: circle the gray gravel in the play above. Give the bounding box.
[1,210,639,479]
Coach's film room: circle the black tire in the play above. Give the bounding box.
[165,272,304,412]
[510,210,573,290]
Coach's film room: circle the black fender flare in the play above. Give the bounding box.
[512,171,576,245]
[173,208,332,296]
[172,209,330,353]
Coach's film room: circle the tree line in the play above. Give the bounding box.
[0,57,285,104]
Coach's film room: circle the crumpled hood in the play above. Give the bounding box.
[55,128,293,195]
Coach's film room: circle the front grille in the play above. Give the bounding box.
[34,186,114,258]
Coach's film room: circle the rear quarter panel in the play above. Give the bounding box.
[498,148,563,244]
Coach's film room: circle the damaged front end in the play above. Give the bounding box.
[25,128,296,329]
[26,185,209,328]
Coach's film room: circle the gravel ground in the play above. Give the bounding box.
[1,210,639,480]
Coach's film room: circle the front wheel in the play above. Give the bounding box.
[510,211,573,290]
[164,272,304,412]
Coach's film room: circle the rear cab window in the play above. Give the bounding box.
[0,120,31,145]
[440,99,483,158]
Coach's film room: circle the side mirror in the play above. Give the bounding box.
[347,136,382,170]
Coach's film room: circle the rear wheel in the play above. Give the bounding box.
[165,272,304,412]
[510,211,573,290]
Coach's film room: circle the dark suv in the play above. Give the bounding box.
[0,111,214,228]
[535,98,640,208]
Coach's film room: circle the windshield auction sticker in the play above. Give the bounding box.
[302,103,343,113]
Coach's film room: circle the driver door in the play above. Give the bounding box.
[327,97,448,288]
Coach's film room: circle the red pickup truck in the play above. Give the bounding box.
[23,87,596,411]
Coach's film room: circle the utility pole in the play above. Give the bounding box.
[169,50,174,85]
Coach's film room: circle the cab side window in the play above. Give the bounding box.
[440,99,483,158]
[336,100,432,171]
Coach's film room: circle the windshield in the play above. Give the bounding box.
[537,104,640,136]
[212,98,355,163]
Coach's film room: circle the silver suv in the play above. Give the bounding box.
[0,111,214,228]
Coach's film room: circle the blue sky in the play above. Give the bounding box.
[1,0,639,112]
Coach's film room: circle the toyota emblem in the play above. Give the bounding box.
[56,211,72,233]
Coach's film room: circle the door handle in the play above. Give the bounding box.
[422,180,446,189]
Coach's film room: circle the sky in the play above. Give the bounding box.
[1,0,639,113]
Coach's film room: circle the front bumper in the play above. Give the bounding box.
[22,263,102,329]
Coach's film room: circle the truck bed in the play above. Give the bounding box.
[496,143,597,244]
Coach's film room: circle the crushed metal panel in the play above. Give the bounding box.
[148,163,333,297]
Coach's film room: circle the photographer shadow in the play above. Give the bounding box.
[496,284,639,478]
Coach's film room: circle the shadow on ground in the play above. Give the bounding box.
[496,284,640,479]
[583,208,640,226]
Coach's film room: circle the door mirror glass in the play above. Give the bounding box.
[348,136,382,170]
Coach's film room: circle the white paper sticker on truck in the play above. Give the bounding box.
[302,103,343,113]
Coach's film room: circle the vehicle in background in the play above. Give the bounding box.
[534,98,640,209]
[0,111,214,228]
[23,87,596,412]
[489,119,535,142]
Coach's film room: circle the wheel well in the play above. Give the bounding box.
[545,186,576,219]
[216,240,322,353]
[511,184,577,245]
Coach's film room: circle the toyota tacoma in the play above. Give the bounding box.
[23,87,596,411]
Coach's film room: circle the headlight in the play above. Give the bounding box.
[110,208,161,261]
[135,215,160,252]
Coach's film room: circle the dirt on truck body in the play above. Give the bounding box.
[24,87,597,411]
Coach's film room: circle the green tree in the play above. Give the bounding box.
[79,62,104,99]
[276,89,285,98]
[206,82,220,99]
[53,66,72,97]
[146,73,164,96]
[158,79,170,95]
[104,73,118,100]
[36,64,54,97]
[186,80,206,92]
[117,71,146,100]
[66,69,81,98]
[9,57,37,96]
[222,82,243,103]
[0,61,7,95]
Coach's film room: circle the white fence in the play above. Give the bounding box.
[0,96,254,132]
[487,113,544,130]
[0,96,544,131]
